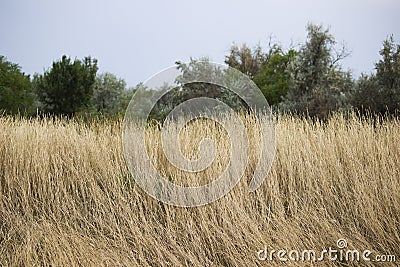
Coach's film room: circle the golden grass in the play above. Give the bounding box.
[0,114,399,266]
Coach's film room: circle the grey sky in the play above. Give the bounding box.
[1,0,399,88]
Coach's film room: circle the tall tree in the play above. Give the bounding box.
[148,58,248,121]
[253,47,297,106]
[90,72,127,115]
[375,35,400,113]
[34,55,98,116]
[352,35,400,115]
[0,56,34,115]
[225,41,297,106]
[225,43,267,78]
[281,23,353,118]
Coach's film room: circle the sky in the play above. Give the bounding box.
[1,0,400,88]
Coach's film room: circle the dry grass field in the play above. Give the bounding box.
[0,113,399,266]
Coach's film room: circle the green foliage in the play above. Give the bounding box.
[352,36,400,115]
[120,86,136,114]
[90,72,129,115]
[175,57,226,100]
[2,22,398,120]
[34,55,98,117]
[177,58,246,109]
[225,41,296,106]
[375,35,400,113]
[351,75,383,113]
[376,35,400,91]
[0,56,35,115]
[225,43,267,78]
[281,23,353,118]
[253,48,297,105]
[149,58,247,122]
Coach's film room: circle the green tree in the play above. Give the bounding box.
[375,35,400,113]
[120,86,136,113]
[90,72,127,115]
[351,75,383,113]
[225,43,267,78]
[376,35,400,91]
[0,56,35,115]
[225,41,299,106]
[148,58,248,122]
[176,57,248,110]
[34,55,98,116]
[253,48,297,106]
[281,23,353,118]
[352,36,400,115]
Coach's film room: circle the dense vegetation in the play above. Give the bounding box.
[1,23,399,119]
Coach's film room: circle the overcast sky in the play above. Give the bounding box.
[1,0,399,88]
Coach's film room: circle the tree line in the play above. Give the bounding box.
[0,55,134,118]
[1,23,399,119]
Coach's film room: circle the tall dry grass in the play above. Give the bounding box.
[0,113,399,266]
